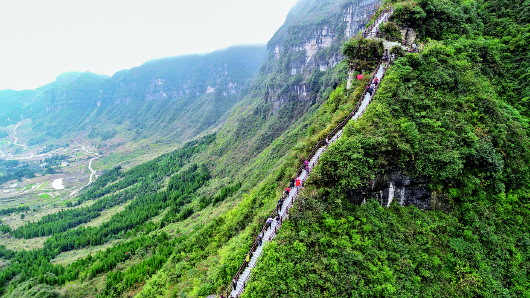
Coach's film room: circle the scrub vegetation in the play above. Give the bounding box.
[246,0,530,296]
[0,0,528,297]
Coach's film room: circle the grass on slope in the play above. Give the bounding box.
[244,5,530,295]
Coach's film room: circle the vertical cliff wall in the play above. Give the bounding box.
[261,0,382,110]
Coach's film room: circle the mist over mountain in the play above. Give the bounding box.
[0,45,266,146]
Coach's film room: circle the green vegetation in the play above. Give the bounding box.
[0,159,58,185]
[0,38,369,298]
[12,136,214,240]
[245,0,530,296]
[378,21,401,41]
[0,0,527,296]
[0,206,29,216]
[342,37,384,72]
[0,136,216,295]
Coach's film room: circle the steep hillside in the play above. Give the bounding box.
[0,0,383,297]
[2,0,527,296]
[208,0,383,175]
[0,73,109,140]
[87,45,266,143]
[0,45,266,146]
[246,0,530,296]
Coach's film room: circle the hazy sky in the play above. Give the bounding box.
[0,0,299,90]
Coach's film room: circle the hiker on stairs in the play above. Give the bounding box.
[295,177,302,187]
[368,84,374,96]
[258,232,263,246]
[266,217,273,230]
[303,160,310,172]
[277,197,284,210]
[223,9,396,297]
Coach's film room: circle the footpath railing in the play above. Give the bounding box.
[221,9,399,298]
[362,8,392,38]
[226,186,301,298]
[221,60,390,298]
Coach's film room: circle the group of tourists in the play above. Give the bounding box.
[382,52,396,63]
[225,10,400,298]
[303,160,311,172]
[401,40,423,53]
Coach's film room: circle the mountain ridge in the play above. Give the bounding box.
[1,0,527,296]
[0,0,382,296]
[0,45,267,148]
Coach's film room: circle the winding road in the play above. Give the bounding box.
[3,122,51,161]
[11,122,26,148]
[87,157,97,185]
[69,147,100,197]
[6,122,100,195]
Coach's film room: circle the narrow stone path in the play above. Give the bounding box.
[228,63,390,298]
[226,10,393,298]
[363,9,392,38]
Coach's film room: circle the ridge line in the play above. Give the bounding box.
[223,8,399,298]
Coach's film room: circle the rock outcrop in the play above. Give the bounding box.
[263,0,383,109]
[348,172,433,210]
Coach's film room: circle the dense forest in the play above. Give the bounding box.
[246,0,530,296]
[0,136,217,295]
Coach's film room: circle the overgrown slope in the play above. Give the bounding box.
[246,0,530,296]
[0,0,381,297]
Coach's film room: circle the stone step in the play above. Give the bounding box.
[226,13,393,296]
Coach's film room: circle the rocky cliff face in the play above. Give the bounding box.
[87,46,266,141]
[205,0,386,173]
[371,172,431,210]
[346,172,433,210]
[0,46,266,144]
[262,0,382,108]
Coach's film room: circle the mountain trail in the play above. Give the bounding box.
[226,9,395,298]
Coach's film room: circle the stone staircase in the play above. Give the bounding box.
[224,9,395,298]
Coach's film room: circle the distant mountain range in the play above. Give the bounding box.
[0,45,266,146]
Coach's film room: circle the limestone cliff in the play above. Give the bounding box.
[262,0,382,109]
[0,46,266,144]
